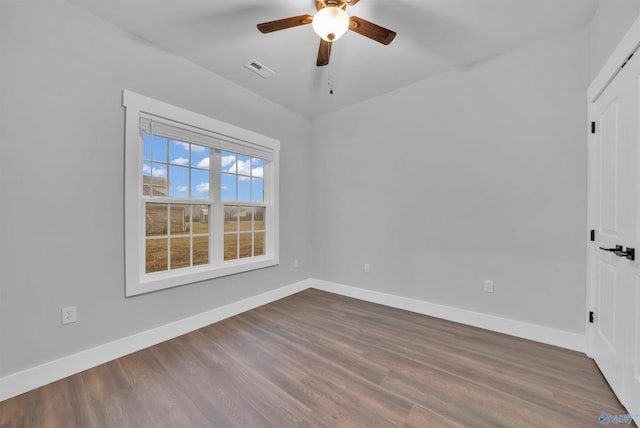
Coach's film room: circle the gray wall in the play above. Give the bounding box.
[0,0,312,377]
[3,0,640,383]
[310,27,590,333]
[589,0,640,80]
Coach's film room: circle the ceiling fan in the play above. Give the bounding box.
[257,0,396,67]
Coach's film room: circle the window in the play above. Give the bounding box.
[123,90,280,296]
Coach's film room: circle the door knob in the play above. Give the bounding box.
[599,245,623,253]
[617,247,635,261]
[599,245,635,261]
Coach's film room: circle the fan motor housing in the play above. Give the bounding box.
[315,0,348,11]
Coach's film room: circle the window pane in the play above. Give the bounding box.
[146,204,168,236]
[169,140,190,166]
[252,158,264,178]
[142,161,152,177]
[239,233,252,258]
[238,177,251,202]
[151,136,167,162]
[146,239,168,273]
[254,232,265,256]
[222,151,236,173]
[169,166,189,198]
[193,236,209,265]
[224,206,238,232]
[239,207,252,231]
[170,205,189,235]
[237,154,251,176]
[252,178,264,202]
[254,207,265,231]
[224,234,238,261]
[192,145,210,170]
[192,205,209,234]
[143,134,152,161]
[170,237,190,269]
[191,169,209,199]
[150,162,167,180]
[222,173,236,200]
[142,164,152,196]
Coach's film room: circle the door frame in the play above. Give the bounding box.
[588,16,640,106]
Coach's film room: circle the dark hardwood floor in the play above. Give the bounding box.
[0,289,628,427]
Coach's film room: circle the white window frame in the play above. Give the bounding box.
[123,90,280,296]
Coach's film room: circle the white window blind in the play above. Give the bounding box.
[140,114,274,161]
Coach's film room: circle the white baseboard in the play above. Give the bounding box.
[310,279,586,353]
[0,279,312,402]
[0,277,586,402]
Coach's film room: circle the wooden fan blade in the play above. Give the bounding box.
[257,14,313,33]
[349,16,396,45]
[317,39,332,67]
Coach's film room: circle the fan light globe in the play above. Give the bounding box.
[312,6,349,42]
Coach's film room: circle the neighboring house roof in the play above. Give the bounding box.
[143,175,168,196]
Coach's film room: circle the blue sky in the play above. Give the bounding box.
[143,135,264,202]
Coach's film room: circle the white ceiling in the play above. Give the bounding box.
[66,0,598,119]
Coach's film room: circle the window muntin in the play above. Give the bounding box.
[123,90,280,296]
[144,203,210,273]
[141,144,269,274]
[223,205,266,261]
[142,136,211,199]
[221,151,264,202]
[220,151,266,262]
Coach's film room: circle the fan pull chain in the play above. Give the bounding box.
[328,55,334,95]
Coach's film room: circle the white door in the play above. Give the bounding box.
[589,50,640,418]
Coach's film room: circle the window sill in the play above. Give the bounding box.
[127,256,279,297]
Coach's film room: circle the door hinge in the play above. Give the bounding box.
[590,229,595,242]
[591,121,596,134]
[589,311,594,323]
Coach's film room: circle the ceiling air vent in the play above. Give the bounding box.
[243,59,275,79]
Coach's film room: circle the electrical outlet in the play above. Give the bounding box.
[364,264,370,273]
[484,280,494,293]
[61,306,77,325]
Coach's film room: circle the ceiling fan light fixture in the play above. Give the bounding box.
[312,6,349,42]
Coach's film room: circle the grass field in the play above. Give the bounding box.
[145,219,264,272]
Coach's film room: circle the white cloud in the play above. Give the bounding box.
[196,157,210,169]
[171,157,189,166]
[143,164,166,177]
[176,185,188,192]
[221,158,263,177]
[172,141,206,152]
[196,182,209,193]
[237,159,251,175]
[222,155,235,170]
[173,141,190,151]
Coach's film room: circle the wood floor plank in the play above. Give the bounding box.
[0,289,629,427]
[81,360,132,403]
